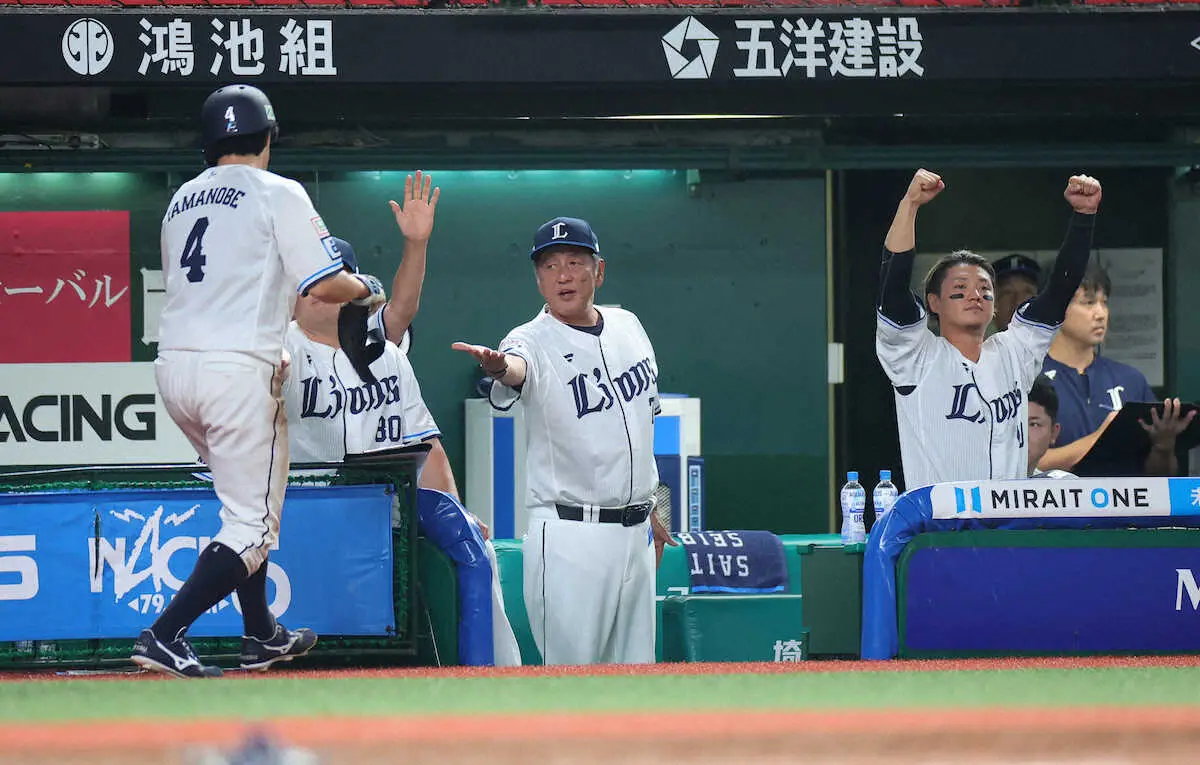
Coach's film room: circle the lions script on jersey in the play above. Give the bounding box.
[877,304,1057,490]
[282,318,439,461]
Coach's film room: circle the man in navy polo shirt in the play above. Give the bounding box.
[1037,263,1193,475]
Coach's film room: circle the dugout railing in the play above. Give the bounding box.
[862,477,1200,660]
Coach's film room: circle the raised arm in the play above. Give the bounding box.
[380,171,440,345]
[1021,175,1101,327]
[879,169,944,326]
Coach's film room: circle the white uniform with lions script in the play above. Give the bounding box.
[489,306,660,665]
[156,164,345,569]
[876,303,1058,491]
[281,321,439,461]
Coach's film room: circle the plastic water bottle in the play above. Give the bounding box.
[840,471,867,546]
[872,470,899,528]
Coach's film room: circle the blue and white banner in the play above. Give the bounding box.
[929,478,1200,520]
[0,484,394,641]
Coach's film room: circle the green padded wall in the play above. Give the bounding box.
[310,169,830,534]
[0,168,830,533]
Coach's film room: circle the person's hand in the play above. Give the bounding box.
[1064,174,1102,214]
[904,168,945,207]
[388,170,440,243]
[650,511,678,569]
[271,349,291,397]
[1140,398,1196,451]
[452,342,508,378]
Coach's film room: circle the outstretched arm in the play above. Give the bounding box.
[307,271,381,305]
[879,169,944,326]
[1020,175,1101,327]
[380,171,440,345]
[451,342,528,389]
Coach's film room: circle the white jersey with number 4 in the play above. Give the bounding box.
[282,322,439,462]
[157,164,345,362]
[489,306,660,520]
[876,305,1058,491]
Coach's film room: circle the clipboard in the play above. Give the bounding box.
[1071,401,1200,477]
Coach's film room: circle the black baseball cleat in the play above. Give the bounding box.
[239,624,317,671]
[131,629,223,679]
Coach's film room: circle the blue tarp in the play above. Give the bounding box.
[861,478,1200,660]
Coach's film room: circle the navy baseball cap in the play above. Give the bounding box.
[530,217,599,260]
[991,253,1041,284]
[332,236,359,273]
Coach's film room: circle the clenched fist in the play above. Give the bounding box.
[1064,174,1102,215]
[905,168,945,207]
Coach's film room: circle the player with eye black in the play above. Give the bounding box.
[875,169,1102,491]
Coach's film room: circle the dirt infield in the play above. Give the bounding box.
[3,706,1200,765]
[4,658,1200,764]
[8,653,1200,682]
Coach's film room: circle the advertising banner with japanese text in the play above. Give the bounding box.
[0,363,197,466]
[0,212,131,363]
[0,12,1197,85]
[0,484,395,640]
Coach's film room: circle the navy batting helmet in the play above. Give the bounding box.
[331,236,358,272]
[200,84,278,151]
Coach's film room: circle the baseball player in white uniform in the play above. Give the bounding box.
[280,174,520,665]
[452,216,676,665]
[133,85,387,679]
[876,169,1102,491]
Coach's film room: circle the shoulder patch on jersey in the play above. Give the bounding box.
[1044,369,1056,380]
[320,235,341,261]
[311,216,330,238]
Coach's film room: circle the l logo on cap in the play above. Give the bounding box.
[551,222,569,240]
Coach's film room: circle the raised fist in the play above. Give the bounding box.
[1064,174,1102,215]
[905,169,945,207]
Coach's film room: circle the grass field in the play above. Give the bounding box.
[3,657,1200,764]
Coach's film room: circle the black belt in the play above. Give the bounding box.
[555,502,653,527]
